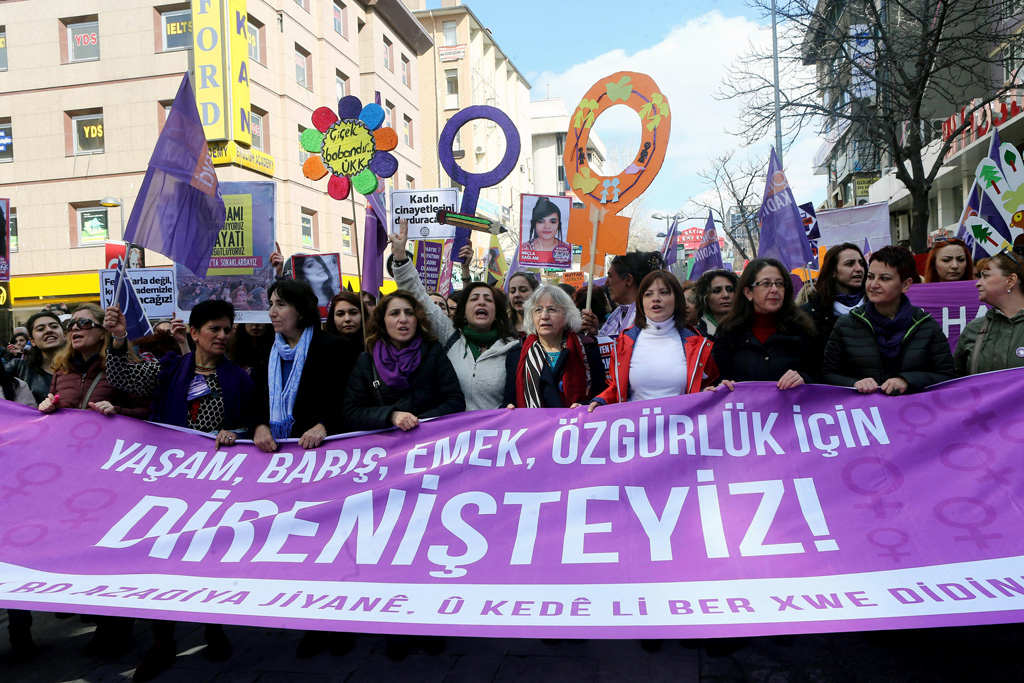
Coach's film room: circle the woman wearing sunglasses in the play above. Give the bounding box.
[37,304,148,418]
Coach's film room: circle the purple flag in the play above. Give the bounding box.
[112,262,153,341]
[757,148,815,271]
[660,218,680,267]
[863,237,872,260]
[362,190,389,297]
[502,249,520,294]
[688,212,726,281]
[123,74,225,277]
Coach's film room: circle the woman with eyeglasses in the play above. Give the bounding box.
[823,246,954,394]
[712,259,817,390]
[506,285,607,408]
[954,250,1024,375]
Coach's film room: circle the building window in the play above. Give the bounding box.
[65,18,100,63]
[250,108,266,151]
[0,119,12,163]
[1004,44,1022,83]
[385,101,395,129]
[406,175,415,190]
[401,54,410,86]
[7,207,17,252]
[77,206,109,245]
[341,218,353,254]
[383,36,393,71]
[295,45,311,88]
[71,111,104,155]
[160,8,192,52]
[442,20,457,46]
[445,69,459,109]
[301,211,316,249]
[0,27,8,71]
[335,70,348,104]
[333,1,347,37]
[298,126,310,163]
[247,18,264,64]
[403,114,413,147]
[294,0,308,11]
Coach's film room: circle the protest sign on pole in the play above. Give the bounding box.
[174,181,276,323]
[100,269,177,320]
[4,371,1024,638]
[292,253,342,320]
[390,189,459,240]
[519,194,573,269]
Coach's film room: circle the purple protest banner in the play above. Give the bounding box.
[907,280,986,353]
[3,371,1024,638]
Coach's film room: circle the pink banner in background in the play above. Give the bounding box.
[2,370,1024,638]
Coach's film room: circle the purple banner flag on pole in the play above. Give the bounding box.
[863,237,872,260]
[660,218,680,267]
[123,74,226,278]
[688,212,726,281]
[5,370,1024,638]
[362,190,389,297]
[757,148,815,271]
[113,261,154,341]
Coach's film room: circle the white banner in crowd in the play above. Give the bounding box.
[100,268,176,320]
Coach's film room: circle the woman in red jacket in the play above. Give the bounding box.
[38,304,148,418]
[583,270,718,411]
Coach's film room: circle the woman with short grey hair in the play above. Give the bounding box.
[506,285,606,407]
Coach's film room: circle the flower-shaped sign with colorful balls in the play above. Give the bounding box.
[300,95,400,200]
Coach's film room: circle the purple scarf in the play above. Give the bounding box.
[372,336,423,391]
[865,297,915,360]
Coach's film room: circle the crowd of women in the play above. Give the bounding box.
[3,228,1023,677]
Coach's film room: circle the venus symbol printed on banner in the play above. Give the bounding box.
[933,386,996,432]
[896,402,936,442]
[999,417,1024,442]
[939,442,1012,485]
[438,106,521,260]
[62,488,118,530]
[301,96,399,200]
[933,497,1003,550]
[841,457,904,519]
[1,463,63,499]
[68,419,105,454]
[0,524,48,548]
[867,528,912,563]
[0,422,50,456]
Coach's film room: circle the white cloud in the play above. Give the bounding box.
[533,11,827,224]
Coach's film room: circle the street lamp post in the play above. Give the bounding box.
[100,196,125,241]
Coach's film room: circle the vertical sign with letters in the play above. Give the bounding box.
[228,0,251,147]
[192,0,230,140]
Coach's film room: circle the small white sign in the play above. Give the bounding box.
[390,189,459,240]
[100,268,177,319]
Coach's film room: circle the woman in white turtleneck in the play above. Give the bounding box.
[580,270,720,410]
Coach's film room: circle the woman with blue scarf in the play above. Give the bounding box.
[254,279,357,451]
[343,290,465,433]
[823,246,955,394]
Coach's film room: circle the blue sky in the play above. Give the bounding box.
[424,1,827,235]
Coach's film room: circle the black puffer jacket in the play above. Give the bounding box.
[822,305,955,393]
[343,339,466,432]
[712,326,817,384]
